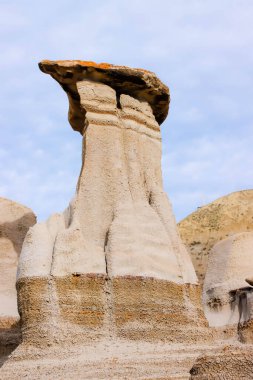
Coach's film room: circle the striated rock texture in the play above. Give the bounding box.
[178,190,253,284]
[0,198,36,365]
[0,61,209,378]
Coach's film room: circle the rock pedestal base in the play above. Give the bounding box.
[17,275,208,347]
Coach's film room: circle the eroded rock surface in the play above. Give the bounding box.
[178,190,253,284]
[17,62,204,345]
[185,194,253,379]
[0,61,209,378]
[0,198,36,366]
[204,232,253,328]
[39,60,170,130]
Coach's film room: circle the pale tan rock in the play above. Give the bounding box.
[0,197,36,317]
[0,61,210,379]
[178,190,253,284]
[204,232,253,326]
[0,340,223,380]
[0,197,36,365]
[202,231,253,351]
[18,62,198,286]
[180,192,253,343]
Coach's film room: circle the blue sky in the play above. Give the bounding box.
[0,0,252,222]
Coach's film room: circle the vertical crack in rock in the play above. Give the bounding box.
[47,232,62,345]
[230,287,253,342]
[115,91,122,109]
[104,229,110,276]
[103,228,115,338]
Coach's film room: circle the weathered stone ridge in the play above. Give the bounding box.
[178,190,253,284]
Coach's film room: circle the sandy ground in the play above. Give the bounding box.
[0,339,234,380]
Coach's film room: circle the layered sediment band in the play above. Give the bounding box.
[17,275,208,347]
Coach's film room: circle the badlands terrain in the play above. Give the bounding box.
[0,61,252,379]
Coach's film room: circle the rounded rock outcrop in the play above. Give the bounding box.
[178,190,253,284]
[203,232,253,328]
[0,197,36,365]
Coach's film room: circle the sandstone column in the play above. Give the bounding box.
[16,60,206,347]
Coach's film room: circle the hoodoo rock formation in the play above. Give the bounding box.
[2,62,252,379]
[0,198,36,366]
[18,60,206,342]
[0,61,209,379]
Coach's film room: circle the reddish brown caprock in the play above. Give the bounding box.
[39,59,170,131]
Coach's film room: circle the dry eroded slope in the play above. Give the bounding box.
[178,190,253,284]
